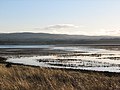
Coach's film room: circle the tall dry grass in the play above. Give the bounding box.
[0,64,120,90]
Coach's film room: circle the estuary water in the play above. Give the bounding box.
[0,45,120,72]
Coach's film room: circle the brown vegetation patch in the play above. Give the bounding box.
[0,64,120,90]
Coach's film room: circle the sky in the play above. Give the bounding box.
[0,0,120,36]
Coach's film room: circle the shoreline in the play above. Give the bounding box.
[1,62,120,75]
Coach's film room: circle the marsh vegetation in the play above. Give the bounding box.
[0,64,120,90]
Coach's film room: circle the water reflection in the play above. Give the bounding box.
[2,45,120,72]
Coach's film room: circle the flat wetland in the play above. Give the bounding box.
[0,45,120,90]
[1,45,120,72]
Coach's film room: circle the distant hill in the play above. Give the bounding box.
[0,32,120,45]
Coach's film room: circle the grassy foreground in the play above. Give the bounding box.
[0,64,120,90]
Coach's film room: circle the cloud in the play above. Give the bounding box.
[40,24,80,30]
[34,24,85,35]
[34,25,120,36]
[106,30,120,35]
[93,29,120,36]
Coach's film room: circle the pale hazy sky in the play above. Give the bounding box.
[0,0,120,36]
